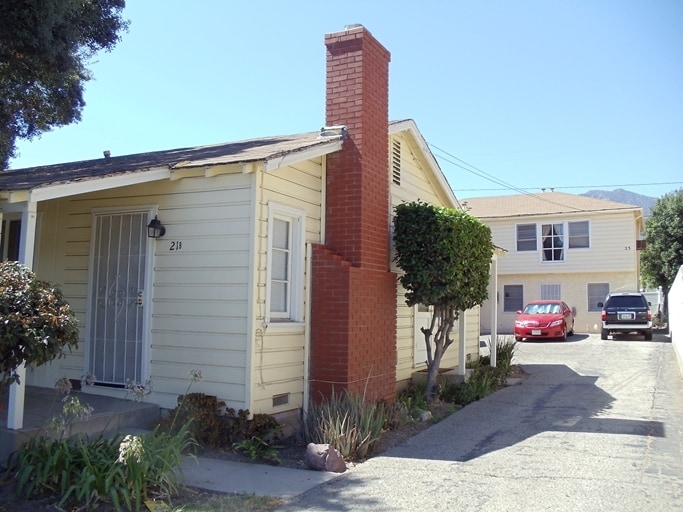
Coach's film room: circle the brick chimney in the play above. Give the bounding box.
[310,25,397,403]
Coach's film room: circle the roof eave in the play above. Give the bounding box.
[26,167,172,203]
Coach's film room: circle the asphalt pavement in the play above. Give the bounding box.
[266,331,683,511]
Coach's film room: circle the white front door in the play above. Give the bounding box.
[87,211,150,386]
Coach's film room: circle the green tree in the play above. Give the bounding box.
[393,201,494,400]
[0,0,129,169]
[0,262,79,393]
[641,189,683,305]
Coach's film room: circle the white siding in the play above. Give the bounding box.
[491,211,640,275]
[250,157,324,415]
[28,170,255,410]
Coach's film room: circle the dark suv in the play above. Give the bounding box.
[598,292,652,340]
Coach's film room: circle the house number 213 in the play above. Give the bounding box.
[170,241,183,251]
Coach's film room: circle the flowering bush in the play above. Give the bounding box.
[0,261,79,390]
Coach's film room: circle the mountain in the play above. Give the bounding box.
[581,188,657,217]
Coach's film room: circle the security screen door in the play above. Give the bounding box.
[88,211,148,386]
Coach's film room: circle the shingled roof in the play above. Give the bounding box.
[0,130,344,193]
[462,191,641,219]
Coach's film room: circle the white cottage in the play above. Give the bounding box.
[1,26,483,431]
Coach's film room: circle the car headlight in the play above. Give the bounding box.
[549,319,563,327]
[515,321,524,327]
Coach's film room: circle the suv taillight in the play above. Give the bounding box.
[647,311,652,320]
[601,311,607,321]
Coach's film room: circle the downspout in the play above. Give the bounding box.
[490,254,498,367]
[457,311,466,375]
[8,200,37,430]
[303,242,313,418]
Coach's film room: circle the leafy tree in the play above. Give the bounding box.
[0,262,79,393]
[0,0,129,169]
[641,189,683,307]
[393,201,494,400]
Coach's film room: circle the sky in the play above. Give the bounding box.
[9,1,683,200]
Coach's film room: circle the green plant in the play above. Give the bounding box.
[8,370,202,511]
[233,434,283,464]
[393,201,494,401]
[496,337,518,374]
[0,261,79,391]
[159,393,255,450]
[440,365,506,406]
[300,388,391,460]
[398,381,430,419]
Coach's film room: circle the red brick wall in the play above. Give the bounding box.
[324,26,390,270]
[310,26,397,403]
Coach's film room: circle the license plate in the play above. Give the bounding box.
[618,313,634,320]
[532,329,542,336]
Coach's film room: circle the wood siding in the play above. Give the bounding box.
[28,171,255,410]
[490,211,640,275]
[251,157,324,415]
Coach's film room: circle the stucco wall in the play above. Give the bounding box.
[480,271,637,334]
[668,266,683,375]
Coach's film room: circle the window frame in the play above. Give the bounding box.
[503,284,524,312]
[516,223,537,252]
[587,283,610,312]
[568,220,590,249]
[541,222,565,262]
[0,215,21,262]
[266,203,305,323]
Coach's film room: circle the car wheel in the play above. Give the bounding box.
[644,330,653,341]
[568,322,574,336]
[515,336,522,342]
[560,325,567,341]
[601,328,608,340]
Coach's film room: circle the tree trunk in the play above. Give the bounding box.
[423,305,455,401]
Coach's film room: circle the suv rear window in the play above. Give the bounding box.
[607,296,647,308]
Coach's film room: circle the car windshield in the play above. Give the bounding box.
[524,303,561,315]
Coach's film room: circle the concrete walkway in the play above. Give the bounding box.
[258,332,683,511]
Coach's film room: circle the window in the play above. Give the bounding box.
[588,283,609,311]
[516,224,536,251]
[267,204,305,322]
[541,223,564,261]
[541,284,561,300]
[0,218,21,262]
[503,285,524,312]
[568,221,589,248]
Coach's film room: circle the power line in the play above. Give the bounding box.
[430,142,683,194]
[456,182,683,192]
[429,143,587,211]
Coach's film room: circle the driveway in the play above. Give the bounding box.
[277,332,683,511]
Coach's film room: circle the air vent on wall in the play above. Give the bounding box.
[392,139,401,186]
[272,393,290,407]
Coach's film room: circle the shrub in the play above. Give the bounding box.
[397,381,430,419]
[440,339,518,406]
[496,338,518,374]
[0,261,79,391]
[300,389,392,461]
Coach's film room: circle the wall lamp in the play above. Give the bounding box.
[147,215,166,239]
